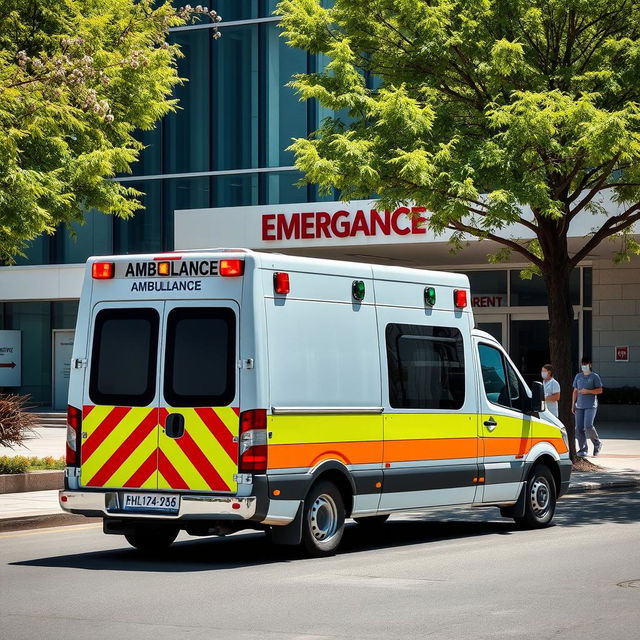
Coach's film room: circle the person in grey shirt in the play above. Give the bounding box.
[541,364,560,417]
[572,356,604,457]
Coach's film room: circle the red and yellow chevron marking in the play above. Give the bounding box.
[157,407,239,493]
[80,405,239,493]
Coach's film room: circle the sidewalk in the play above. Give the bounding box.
[1,422,639,531]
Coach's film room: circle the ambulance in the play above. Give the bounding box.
[60,249,571,556]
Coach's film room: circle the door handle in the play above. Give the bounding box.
[484,417,497,431]
[165,413,185,439]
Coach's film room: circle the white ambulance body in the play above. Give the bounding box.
[60,249,571,556]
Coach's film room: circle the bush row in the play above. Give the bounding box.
[0,456,66,474]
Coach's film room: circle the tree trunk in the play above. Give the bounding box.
[542,262,577,460]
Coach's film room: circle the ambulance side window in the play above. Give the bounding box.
[386,324,465,409]
[89,308,159,406]
[163,307,236,407]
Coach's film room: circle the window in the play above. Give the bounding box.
[89,309,159,406]
[478,343,527,412]
[386,324,465,409]
[164,307,236,407]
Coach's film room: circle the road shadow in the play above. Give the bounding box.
[10,489,639,572]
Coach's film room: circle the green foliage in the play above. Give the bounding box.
[0,1,219,263]
[0,455,66,474]
[279,0,640,269]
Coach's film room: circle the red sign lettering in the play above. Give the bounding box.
[260,207,430,241]
[471,296,504,308]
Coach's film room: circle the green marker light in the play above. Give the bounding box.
[352,280,366,301]
[425,286,436,306]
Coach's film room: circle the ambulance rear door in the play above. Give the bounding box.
[157,300,240,494]
[80,301,163,491]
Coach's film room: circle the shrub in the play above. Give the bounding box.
[0,456,30,474]
[0,455,66,474]
[0,394,37,448]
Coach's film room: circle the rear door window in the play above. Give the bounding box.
[163,307,236,407]
[89,308,159,406]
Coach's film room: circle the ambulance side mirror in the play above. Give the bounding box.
[530,381,545,414]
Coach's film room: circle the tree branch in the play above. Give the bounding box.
[569,203,640,267]
[447,219,543,267]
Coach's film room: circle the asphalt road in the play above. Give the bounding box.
[1,490,639,640]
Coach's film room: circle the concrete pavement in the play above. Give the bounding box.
[1,422,639,528]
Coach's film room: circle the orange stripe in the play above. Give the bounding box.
[268,441,383,469]
[484,437,567,456]
[267,437,566,470]
[384,438,478,463]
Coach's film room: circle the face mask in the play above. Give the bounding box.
[541,371,548,379]
[581,365,590,373]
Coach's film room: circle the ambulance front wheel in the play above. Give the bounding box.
[514,464,557,529]
[302,480,346,557]
[124,522,179,553]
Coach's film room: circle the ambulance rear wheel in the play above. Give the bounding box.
[302,481,345,557]
[515,464,557,529]
[124,523,179,553]
[354,514,389,526]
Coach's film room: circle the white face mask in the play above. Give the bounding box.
[581,365,590,373]
[541,371,548,379]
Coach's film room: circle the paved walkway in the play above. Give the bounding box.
[1,422,639,526]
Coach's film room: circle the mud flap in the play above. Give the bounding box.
[270,503,303,546]
[500,482,526,519]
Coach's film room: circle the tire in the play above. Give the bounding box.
[301,480,346,557]
[514,464,557,529]
[353,514,390,527]
[124,522,179,553]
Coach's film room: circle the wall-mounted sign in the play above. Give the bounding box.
[0,330,21,387]
[175,199,447,251]
[615,346,629,362]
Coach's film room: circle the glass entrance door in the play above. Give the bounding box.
[509,314,579,388]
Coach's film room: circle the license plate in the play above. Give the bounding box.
[122,493,180,512]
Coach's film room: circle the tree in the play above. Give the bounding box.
[0,0,221,263]
[278,0,640,457]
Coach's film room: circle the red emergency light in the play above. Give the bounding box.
[219,259,245,277]
[273,272,290,294]
[454,289,468,308]
[92,262,114,279]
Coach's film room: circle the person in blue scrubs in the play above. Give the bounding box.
[572,356,604,457]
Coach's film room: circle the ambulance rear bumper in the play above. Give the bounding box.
[59,490,257,521]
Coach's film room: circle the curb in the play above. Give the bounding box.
[0,512,98,534]
[567,478,640,493]
[0,471,64,494]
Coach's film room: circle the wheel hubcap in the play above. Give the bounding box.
[309,493,338,542]
[530,477,551,517]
